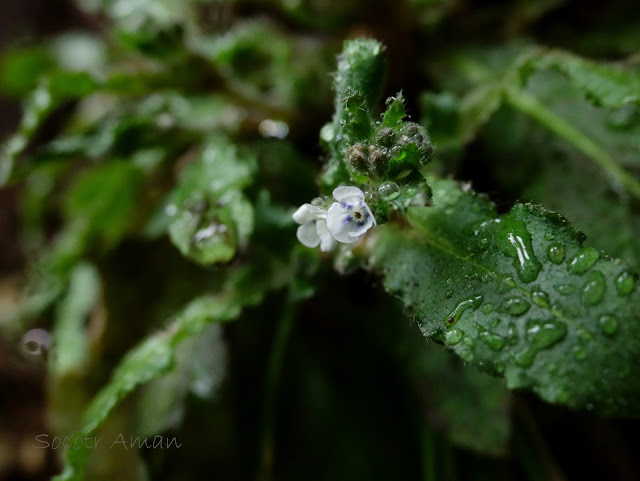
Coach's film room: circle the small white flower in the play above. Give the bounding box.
[326,186,376,243]
[293,204,337,252]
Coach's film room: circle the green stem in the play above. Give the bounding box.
[421,420,437,481]
[257,295,297,481]
[506,88,640,200]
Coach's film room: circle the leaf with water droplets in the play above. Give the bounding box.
[370,178,640,416]
[167,134,257,265]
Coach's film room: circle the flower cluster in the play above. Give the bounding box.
[293,186,376,252]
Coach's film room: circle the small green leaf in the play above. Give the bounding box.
[167,135,257,265]
[371,178,640,416]
[52,294,242,481]
[135,322,227,437]
[50,263,100,376]
[381,93,407,128]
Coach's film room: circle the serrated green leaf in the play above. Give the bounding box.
[523,50,640,108]
[480,69,640,269]
[423,45,640,198]
[371,178,640,416]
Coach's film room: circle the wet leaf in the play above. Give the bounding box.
[371,178,640,416]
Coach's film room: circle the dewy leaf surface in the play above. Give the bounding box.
[371,178,640,416]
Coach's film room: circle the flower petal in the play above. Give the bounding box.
[293,204,325,224]
[326,202,359,243]
[364,204,377,226]
[316,219,337,252]
[333,186,364,202]
[296,222,320,247]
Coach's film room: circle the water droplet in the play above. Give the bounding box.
[496,220,542,283]
[567,247,599,275]
[547,244,564,264]
[258,119,289,139]
[476,235,490,250]
[463,337,475,348]
[193,222,228,245]
[377,181,400,200]
[531,288,550,308]
[515,318,567,367]
[598,314,618,336]
[494,361,505,373]
[310,196,325,207]
[550,302,564,317]
[498,276,517,293]
[544,232,555,241]
[478,326,506,351]
[507,322,519,345]
[488,318,500,328]
[614,271,635,296]
[22,328,51,356]
[482,303,495,314]
[445,328,463,345]
[459,349,474,362]
[445,295,483,325]
[581,270,606,306]
[572,345,587,361]
[554,284,575,295]
[577,328,592,342]
[501,296,531,316]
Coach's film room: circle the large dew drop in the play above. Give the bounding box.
[614,271,635,296]
[476,324,506,352]
[547,244,565,265]
[581,270,606,306]
[445,295,483,325]
[501,296,531,316]
[515,319,567,368]
[445,328,463,345]
[531,288,550,308]
[554,284,575,295]
[572,345,587,361]
[567,247,599,275]
[496,219,542,283]
[377,181,400,200]
[598,314,618,336]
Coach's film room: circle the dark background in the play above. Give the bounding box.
[1,1,640,481]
